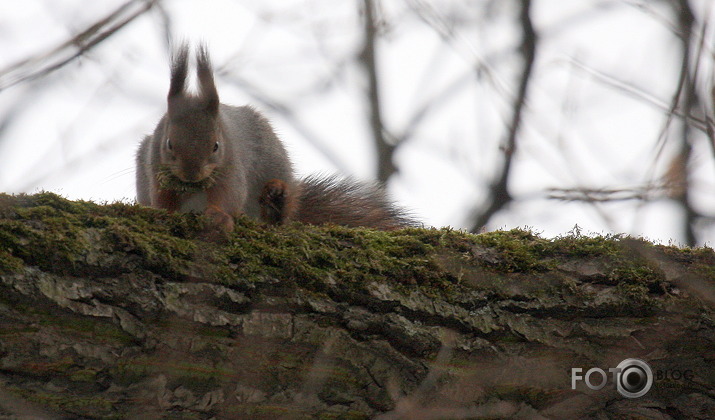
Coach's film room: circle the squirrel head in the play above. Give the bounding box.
[161,44,223,184]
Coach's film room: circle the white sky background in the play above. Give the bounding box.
[1,0,714,244]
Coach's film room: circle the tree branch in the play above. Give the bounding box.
[360,0,396,183]
[0,0,157,91]
[671,0,698,246]
[469,0,537,232]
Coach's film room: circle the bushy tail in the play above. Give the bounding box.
[259,175,416,230]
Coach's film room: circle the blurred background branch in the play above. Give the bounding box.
[360,0,396,183]
[469,0,536,233]
[0,0,157,91]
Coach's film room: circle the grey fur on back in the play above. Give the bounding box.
[217,104,295,217]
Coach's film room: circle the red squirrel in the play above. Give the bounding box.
[136,44,413,231]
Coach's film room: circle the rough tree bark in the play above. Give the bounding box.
[0,193,714,419]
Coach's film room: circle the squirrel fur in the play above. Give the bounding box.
[136,44,413,231]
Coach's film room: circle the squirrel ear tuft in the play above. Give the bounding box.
[196,43,219,115]
[168,43,189,100]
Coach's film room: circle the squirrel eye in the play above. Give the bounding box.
[166,138,172,151]
[213,142,220,153]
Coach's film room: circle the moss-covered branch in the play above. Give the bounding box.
[0,193,714,418]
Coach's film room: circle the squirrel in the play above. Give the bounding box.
[136,44,413,232]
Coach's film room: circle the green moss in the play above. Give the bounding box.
[31,192,101,214]
[659,244,715,281]
[0,192,712,310]
[223,222,451,294]
[0,248,24,273]
[0,213,88,273]
[469,229,666,287]
[609,259,662,285]
[197,325,233,339]
[473,228,551,272]
[0,192,227,279]
[549,232,623,257]
[70,368,99,382]
[616,282,652,304]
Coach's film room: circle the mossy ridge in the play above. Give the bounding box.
[0,192,225,279]
[224,222,455,301]
[0,206,89,274]
[658,242,715,281]
[1,192,712,298]
[472,228,682,287]
[468,228,657,275]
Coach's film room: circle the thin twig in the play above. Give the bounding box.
[548,185,669,203]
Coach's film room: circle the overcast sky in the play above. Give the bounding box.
[1,0,714,244]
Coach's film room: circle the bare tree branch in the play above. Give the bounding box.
[548,185,670,203]
[692,5,715,177]
[0,0,157,91]
[671,0,698,246]
[152,1,175,52]
[469,0,537,233]
[360,0,396,183]
[568,58,709,134]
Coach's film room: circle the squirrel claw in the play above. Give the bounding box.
[259,179,288,225]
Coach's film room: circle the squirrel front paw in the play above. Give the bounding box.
[259,179,288,224]
[205,205,235,233]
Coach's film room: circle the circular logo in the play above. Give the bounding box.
[616,358,653,398]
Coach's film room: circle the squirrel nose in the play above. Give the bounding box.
[177,166,203,183]
[180,175,201,183]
